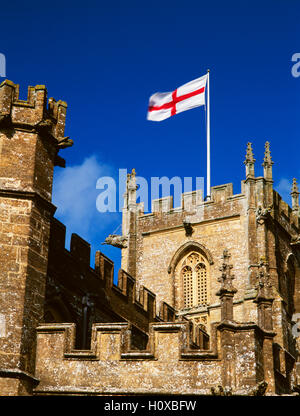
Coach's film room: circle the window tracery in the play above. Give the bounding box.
[181,252,209,308]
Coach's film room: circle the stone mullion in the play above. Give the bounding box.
[192,269,197,307]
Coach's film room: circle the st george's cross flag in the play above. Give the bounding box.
[147,74,208,121]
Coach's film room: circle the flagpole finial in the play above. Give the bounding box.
[207,69,210,73]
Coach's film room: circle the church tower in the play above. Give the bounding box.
[0,80,72,394]
[119,142,300,393]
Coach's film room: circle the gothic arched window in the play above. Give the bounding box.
[181,252,209,308]
[182,266,193,308]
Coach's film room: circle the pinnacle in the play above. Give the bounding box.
[263,141,274,167]
[291,178,299,195]
[218,249,236,293]
[244,142,255,165]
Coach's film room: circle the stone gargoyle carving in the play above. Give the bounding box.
[57,136,74,149]
[183,219,194,237]
[256,205,272,225]
[291,235,300,247]
[102,234,128,249]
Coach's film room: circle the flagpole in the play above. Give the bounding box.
[206,69,211,200]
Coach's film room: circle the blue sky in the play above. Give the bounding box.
[1,0,299,276]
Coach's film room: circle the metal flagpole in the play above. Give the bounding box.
[206,69,211,200]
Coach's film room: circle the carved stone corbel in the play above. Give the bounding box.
[183,219,194,237]
[256,205,272,225]
[57,136,74,149]
[291,235,300,247]
[102,234,128,249]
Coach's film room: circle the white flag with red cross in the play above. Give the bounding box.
[147,74,208,122]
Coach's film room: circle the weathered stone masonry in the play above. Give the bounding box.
[0,79,70,394]
[0,80,300,396]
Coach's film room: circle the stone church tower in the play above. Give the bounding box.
[0,80,72,394]
[122,143,300,323]
[120,142,300,392]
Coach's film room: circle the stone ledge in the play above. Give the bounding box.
[0,368,39,386]
[0,189,57,215]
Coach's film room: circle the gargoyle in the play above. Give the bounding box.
[183,219,194,237]
[57,136,74,149]
[291,235,300,246]
[256,205,272,225]
[102,234,128,249]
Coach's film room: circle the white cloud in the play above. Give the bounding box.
[274,178,292,205]
[52,155,121,249]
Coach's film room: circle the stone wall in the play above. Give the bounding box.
[34,320,275,395]
[136,188,248,309]
[45,217,176,349]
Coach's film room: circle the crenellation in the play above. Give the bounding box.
[47,98,68,141]
[47,219,176,341]
[182,189,203,211]
[241,179,246,195]
[0,80,16,116]
[151,195,173,213]
[50,217,66,251]
[0,81,47,126]
[210,183,233,203]
[70,233,91,266]
[116,268,136,300]
[0,80,66,130]
[143,183,244,219]
[274,192,300,233]
[159,301,176,321]
[136,201,144,215]
[138,286,156,318]
[34,318,277,395]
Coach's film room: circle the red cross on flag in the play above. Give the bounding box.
[147,74,208,121]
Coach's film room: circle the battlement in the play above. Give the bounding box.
[135,182,246,240]
[277,193,294,221]
[34,319,273,395]
[273,190,299,233]
[47,218,176,334]
[147,182,244,216]
[36,320,213,361]
[0,80,69,144]
[135,178,300,239]
[0,80,73,200]
[96,251,176,325]
[34,321,218,395]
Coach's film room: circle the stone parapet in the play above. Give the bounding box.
[34,320,275,395]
